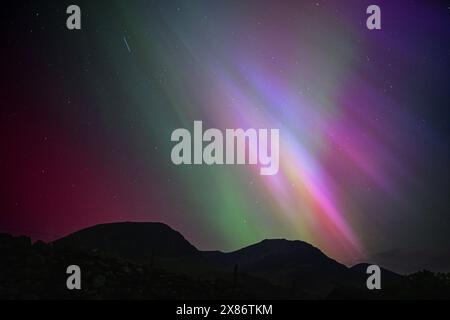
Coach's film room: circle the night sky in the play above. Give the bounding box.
[2,0,450,273]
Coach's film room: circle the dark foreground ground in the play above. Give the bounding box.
[1,232,450,300]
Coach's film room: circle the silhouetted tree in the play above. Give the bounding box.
[232,264,238,292]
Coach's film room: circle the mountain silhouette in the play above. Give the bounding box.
[3,221,449,299]
[54,222,199,260]
[53,222,210,276]
[53,222,391,297]
[203,239,352,296]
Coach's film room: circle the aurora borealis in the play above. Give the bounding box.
[2,0,450,273]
